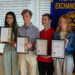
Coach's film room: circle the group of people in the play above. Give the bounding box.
[0,9,75,75]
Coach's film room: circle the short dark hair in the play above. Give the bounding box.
[21,9,32,16]
[42,14,52,20]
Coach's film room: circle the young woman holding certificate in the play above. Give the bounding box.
[0,12,19,75]
[53,15,75,75]
[37,14,55,75]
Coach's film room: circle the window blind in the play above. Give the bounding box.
[0,0,51,31]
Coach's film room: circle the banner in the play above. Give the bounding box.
[51,0,75,30]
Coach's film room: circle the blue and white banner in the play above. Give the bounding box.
[50,0,75,30]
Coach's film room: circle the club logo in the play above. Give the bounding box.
[67,11,75,29]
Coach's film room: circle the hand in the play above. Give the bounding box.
[27,42,32,49]
[65,39,69,45]
[35,43,37,49]
[65,39,69,48]
[0,41,2,44]
[52,58,56,61]
[41,55,51,58]
[9,41,15,45]
[0,53,3,56]
[14,43,16,48]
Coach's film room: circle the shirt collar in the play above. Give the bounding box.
[23,23,33,29]
[43,27,51,32]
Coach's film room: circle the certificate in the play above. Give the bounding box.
[1,28,11,42]
[0,44,5,54]
[36,39,48,56]
[17,37,29,54]
[51,40,65,58]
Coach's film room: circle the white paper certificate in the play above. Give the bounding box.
[36,39,48,56]
[51,40,65,58]
[17,37,28,54]
[0,44,5,54]
[1,28,11,42]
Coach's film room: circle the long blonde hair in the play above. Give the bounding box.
[56,15,72,36]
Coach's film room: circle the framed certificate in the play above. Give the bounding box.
[36,39,48,56]
[1,27,11,42]
[17,37,29,54]
[51,40,65,58]
[0,44,5,54]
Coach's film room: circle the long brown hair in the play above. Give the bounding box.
[56,15,72,36]
[5,11,18,42]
